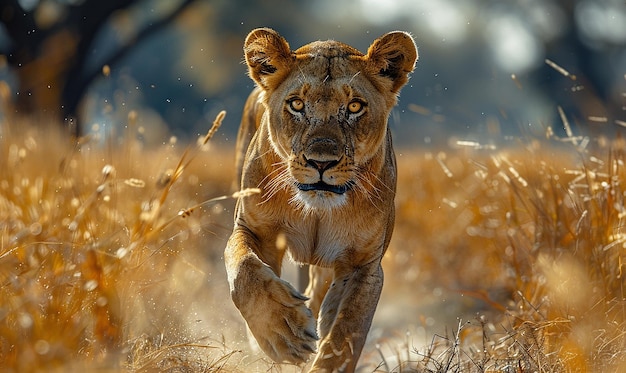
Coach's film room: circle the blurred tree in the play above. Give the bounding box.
[0,0,197,135]
[531,0,622,125]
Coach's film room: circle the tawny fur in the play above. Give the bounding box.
[225,28,417,372]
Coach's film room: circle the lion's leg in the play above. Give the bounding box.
[309,260,383,373]
[304,266,333,318]
[225,227,318,363]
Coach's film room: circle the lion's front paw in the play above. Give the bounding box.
[232,265,319,363]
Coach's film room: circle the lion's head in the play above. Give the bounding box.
[244,28,417,210]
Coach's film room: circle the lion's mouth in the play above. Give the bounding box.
[297,181,352,195]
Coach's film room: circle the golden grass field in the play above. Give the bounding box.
[1,109,625,372]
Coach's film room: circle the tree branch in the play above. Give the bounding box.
[62,0,200,134]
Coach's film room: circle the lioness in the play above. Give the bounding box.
[226,28,417,372]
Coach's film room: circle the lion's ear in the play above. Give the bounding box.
[366,31,418,93]
[244,28,294,91]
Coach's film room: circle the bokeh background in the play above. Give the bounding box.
[1,0,625,146]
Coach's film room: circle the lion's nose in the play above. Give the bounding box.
[306,138,339,158]
[305,157,339,173]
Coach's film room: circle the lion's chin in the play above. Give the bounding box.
[292,188,349,211]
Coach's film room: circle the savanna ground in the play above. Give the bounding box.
[2,98,626,371]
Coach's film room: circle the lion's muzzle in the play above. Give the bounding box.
[297,154,352,195]
[304,156,339,175]
[293,134,352,196]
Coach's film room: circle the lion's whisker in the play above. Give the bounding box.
[348,71,361,84]
[353,172,385,213]
[259,164,294,204]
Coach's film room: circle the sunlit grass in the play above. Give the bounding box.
[1,108,625,372]
[0,112,246,372]
[381,139,626,372]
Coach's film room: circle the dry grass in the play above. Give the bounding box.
[0,111,247,372]
[1,107,625,372]
[379,138,626,372]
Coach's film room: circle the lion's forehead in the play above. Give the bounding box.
[281,65,370,107]
[313,59,360,82]
[291,45,366,85]
[300,83,353,105]
[295,40,363,59]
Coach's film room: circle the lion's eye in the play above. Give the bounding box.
[347,101,363,114]
[289,99,305,112]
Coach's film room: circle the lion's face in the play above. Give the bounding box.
[244,30,417,210]
[264,48,393,209]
